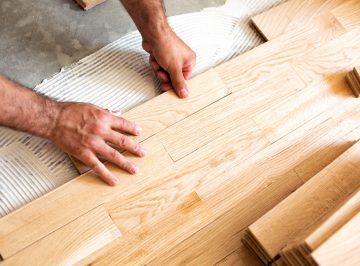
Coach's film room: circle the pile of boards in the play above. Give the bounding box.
[243,144,360,265]
[346,67,360,97]
[0,0,360,265]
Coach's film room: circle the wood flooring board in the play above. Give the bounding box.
[306,190,360,250]
[72,69,230,173]
[81,94,357,265]
[247,141,360,262]
[158,67,304,161]
[252,74,352,143]
[331,0,360,31]
[311,212,360,266]
[214,248,263,266]
[251,0,347,40]
[74,0,106,10]
[0,138,173,259]
[216,14,346,92]
[1,206,121,265]
[291,28,360,85]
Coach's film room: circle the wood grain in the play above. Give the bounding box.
[1,206,121,265]
[311,212,360,266]
[244,141,360,263]
[73,0,106,10]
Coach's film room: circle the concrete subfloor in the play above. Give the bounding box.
[0,0,225,88]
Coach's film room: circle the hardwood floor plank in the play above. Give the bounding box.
[1,206,121,265]
[0,138,173,259]
[251,0,347,40]
[311,212,360,266]
[291,28,360,85]
[332,0,360,31]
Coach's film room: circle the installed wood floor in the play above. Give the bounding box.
[1,0,360,265]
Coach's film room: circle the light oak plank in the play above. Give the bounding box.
[1,206,121,265]
[251,0,347,41]
[331,0,360,31]
[217,13,346,92]
[0,138,173,259]
[214,247,263,266]
[81,88,359,265]
[311,212,360,266]
[291,28,360,85]
[158,66,304,161]
[74,0,106,10]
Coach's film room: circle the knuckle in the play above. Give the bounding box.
[90,124,106,136]
[82,135,98,148]
[118,136,128,147]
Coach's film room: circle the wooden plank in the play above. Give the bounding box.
[71,68,230,173]
[291,28,360,85]
[245,141,360,263]
[311,212,360,266]
[331,0,360,31]
[306,190,360,250]
[0,138,173,259]
[81,85,359,265]
[217,13,346,91]
[1,206,121,265]
[158,67,304,161]
[214,248,263,266]
[251,0,347,41]
[74,0,106,10]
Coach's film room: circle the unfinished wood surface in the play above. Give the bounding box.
[244,140,360,264]
[251,0,347,40]
[311,212,360,266]
[1,1,360,264]
[74,0,106,10]
[71,69,230,173]
[280,190,360,265]
[1,206,121,265]
[0,138,173,259]
[331,0,360,31]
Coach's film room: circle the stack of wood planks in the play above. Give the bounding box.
[346,67,360,97]
[243,142,360,265]
[0,0,360,265]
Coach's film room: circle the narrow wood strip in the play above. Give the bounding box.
[331,0,360,31]
[1,206,121,265]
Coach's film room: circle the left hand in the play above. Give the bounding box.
[142,29,196,98]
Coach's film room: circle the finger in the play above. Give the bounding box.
[111,116,142,136]
[183,62,195,80]
[96,143,139,175]
[162,83,172,92]
[106,131,145,157]
[149,55,160,72]
[79,151,118,186]
[157,70,170,83]
[183,70,192,80]
[169,66,189,98]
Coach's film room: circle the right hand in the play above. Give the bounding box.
[49,102,145,186]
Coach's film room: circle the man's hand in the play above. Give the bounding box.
[143,30,196,98]
[49,102,145,186]
[120,0,196,98]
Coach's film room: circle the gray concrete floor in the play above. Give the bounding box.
[0,0,225,88]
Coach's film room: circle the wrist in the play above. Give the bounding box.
[41,98,62,140]
[141,19,173,47]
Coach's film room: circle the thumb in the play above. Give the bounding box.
[169,66,189,98]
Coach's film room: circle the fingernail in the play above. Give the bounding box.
[130,165,139,174]
[179,88,189,98]
[137,146,146,157]
[111,178,119,186]
[135,126,142,135]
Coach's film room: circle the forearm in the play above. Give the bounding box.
[0,75,59,139]
[120,0,170,44]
